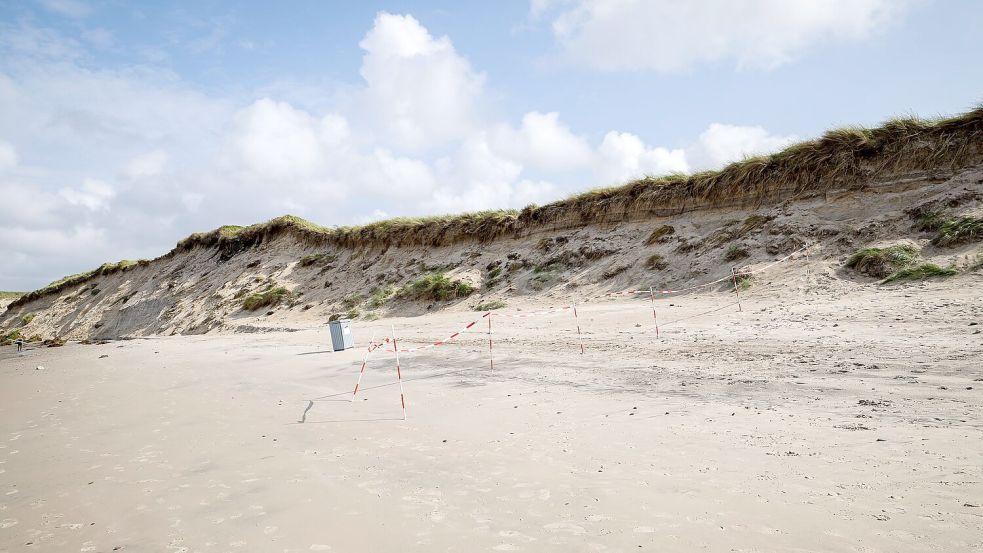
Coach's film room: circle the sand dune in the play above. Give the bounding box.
[2,270,981,551]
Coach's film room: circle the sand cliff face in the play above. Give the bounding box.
[2,164,982,341]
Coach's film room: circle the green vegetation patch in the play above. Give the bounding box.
[0,291,24,301]
[881,263,958,283]
[342,293,364,309]
[725,245,750,262]
[10,259,144,309]
[398,273,476,301]
[931,216,983,247]
[20,313,35,326]
[913,209,948,232]
[1,329,23,346]
[645,254,669,270]
[44,337,66,347]
[370,286,397,307]
[846,244,919,278]
[242,286,292,311]
[474,299,507,311]
[646,225,675,244]
[299,252,338,267]
[739,215,770,235]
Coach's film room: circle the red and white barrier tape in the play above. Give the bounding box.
[367,312,491,354]
[601,244,811,297]
[359,245,811,356]
[492,305,574,319]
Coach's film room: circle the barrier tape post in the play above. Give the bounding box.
[487,312,494,370]
[351,329,377,403]
[391,324,407,421]
[573,303,585,355]
[731,267,743,312]
[649,286,660,339]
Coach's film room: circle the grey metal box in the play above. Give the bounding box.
[329,319,355,351]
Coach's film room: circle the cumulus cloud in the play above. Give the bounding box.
[595,131,689,184]
[359,12,485,150]
[230,99,329,180]
[59,177,114,211]
[691,123,797,168]
[490,111,593,172]
[122,149,168,180]
[0,140,17,172]
[544,0,906,71]
[39,0,91,18]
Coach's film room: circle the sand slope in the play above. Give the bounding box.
[1,272,981,551]
[2,165,982,343]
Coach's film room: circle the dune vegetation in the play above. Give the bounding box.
[7,105,983,310]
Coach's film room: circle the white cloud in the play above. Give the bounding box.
[39,0,91,18]
[1,224,105,257]
[0,140,17,172]
[431,136,527,212]
[123,149,168,180]
[81,27,113,49]
[545,0,906,71]
[490,111,593,171]
[358,12,485,150]
[230,99,327,180]
[692,123,797,168]
[59,177,114,211]
[595,131,689,184]
[0,182,61,225]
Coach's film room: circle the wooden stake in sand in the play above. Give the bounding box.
[573,303,585,355]
[487,312,494,370]
[351,329,376,403]
[731,267,743,312]
[649,286,660,339]
[391,325,407,420]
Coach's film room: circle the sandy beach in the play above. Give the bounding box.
[2,279,981,552]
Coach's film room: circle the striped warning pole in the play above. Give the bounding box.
[487,312,494,370]
[350,329,377,403]
[573,303,585,355]
[731,267,743,312]
[649,286,660,339]
[391,325,407,421]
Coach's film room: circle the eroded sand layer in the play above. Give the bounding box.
[1,284,981,552]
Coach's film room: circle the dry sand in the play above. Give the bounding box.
[2,272,982,552]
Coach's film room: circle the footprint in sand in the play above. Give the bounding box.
[309,545,331,551]
[543,522,586,535]
[1,518,17,528]
[498,530,536,543]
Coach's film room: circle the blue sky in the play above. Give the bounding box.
[1,0,982,291]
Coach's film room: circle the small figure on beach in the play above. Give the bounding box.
[15,338,24,353]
